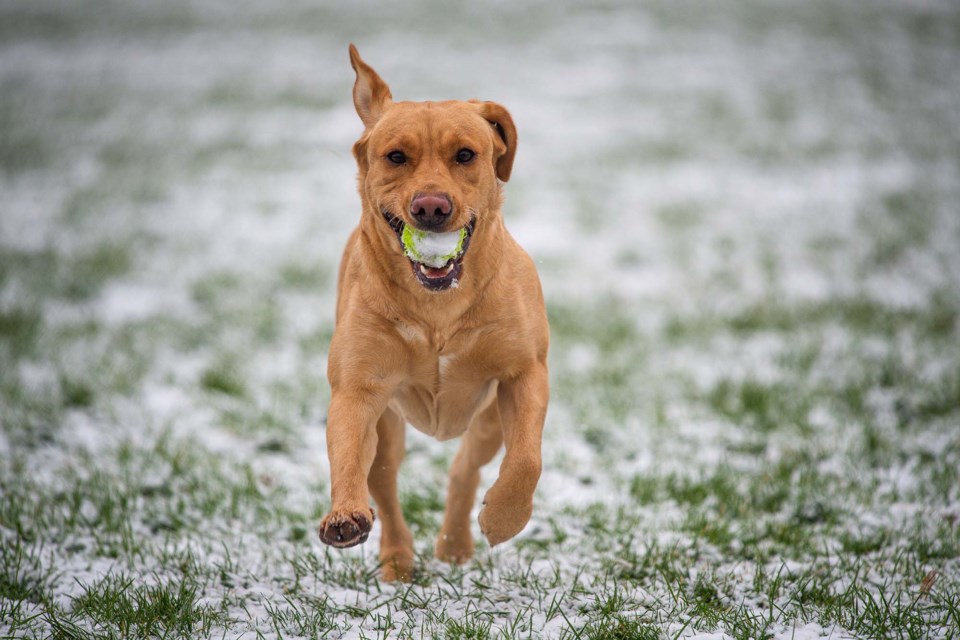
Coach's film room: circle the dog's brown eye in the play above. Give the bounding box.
[455,148,475,164]
[386,151,406,165]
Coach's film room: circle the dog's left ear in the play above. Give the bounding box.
[349,44,392,128]
[475,101,517,182]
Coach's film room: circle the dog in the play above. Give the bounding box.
[317,45,549,582]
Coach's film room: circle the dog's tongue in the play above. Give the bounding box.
[420,262,454,279]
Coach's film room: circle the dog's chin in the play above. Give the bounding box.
[382,211,475,293]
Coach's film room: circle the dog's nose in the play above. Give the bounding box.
[410,193,452,230]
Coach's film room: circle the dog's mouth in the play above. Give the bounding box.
[382,212,476,291]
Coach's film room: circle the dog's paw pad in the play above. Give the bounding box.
[318,511,373,548]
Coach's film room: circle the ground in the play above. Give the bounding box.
[1,1,959,638]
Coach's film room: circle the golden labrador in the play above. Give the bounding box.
[318,45,549,581]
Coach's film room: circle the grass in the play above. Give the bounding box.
[2,0,959,638]
[65,573,228,639]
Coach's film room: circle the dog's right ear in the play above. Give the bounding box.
[349,44,392,129]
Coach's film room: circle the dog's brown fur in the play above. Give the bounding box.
[317,45,549,582]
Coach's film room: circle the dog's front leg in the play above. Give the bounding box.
[478,362,548,546]
[318,385,389,548]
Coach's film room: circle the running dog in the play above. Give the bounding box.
[318,45,549,582]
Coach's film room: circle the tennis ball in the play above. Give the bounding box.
[401,226,468,268]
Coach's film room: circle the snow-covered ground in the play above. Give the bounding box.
[2,1,959,638]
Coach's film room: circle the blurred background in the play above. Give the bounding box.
[2,0,959,637]
[3,0,958,468]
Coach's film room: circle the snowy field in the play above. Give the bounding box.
[2,0,959,637]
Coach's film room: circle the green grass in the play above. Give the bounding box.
[64,573,228,639]
[0,109,51,174]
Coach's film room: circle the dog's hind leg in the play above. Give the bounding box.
[435,402,503,564]
[368,408,414,581]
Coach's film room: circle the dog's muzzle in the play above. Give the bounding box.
[382,211,476,291]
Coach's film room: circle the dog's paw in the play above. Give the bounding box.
[318,508,375,548]
[477,487,532,546]
[435,531,474,564]
[380,549,415,582]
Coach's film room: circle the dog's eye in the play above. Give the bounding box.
[455,148,475,164]
[386,151,407,165]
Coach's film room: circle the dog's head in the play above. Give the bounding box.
[348,44,517,292]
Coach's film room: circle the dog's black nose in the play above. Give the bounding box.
[410,193,452,230]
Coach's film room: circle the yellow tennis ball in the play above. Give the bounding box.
[401,226,467,268]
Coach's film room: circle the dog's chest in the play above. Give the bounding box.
[389,322,498,441]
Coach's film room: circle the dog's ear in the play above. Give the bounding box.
[349,44,392,128]
[475,101,517,182]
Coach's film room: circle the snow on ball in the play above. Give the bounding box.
[401,226,467,268]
